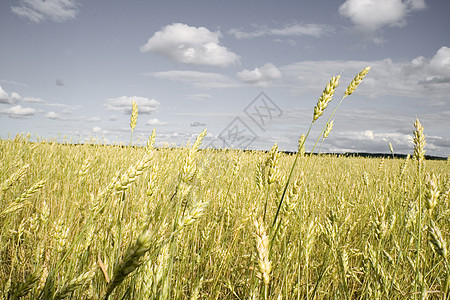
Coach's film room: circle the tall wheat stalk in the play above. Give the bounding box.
[413,118,426,298]
[272,67,370,242]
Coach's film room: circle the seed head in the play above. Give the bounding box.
[323,120,334,139]
[254,217,271,286]
[344,66,371,97]
[130,100,138,131]
[413,118,426,164]
[313,75,340,123]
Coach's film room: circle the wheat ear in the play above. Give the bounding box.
[425,173,440,213]
[129,99,138,145]
[103,230,153,299]
[254,217,271,299]
[1,163,30,193]
[53,269,96,300]
[413,118,426,165]
[0,179,46,218]
[313,75,340,123]
[344,66,371,97]
[323,120,334,139]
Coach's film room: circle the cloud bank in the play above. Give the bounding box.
[1,105,36,118]
[281,46,450,99]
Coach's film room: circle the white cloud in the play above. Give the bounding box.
[0,86,10,104]
[0,105,36,118]
[339,0,426,42]
[104,96,159,114]
[11,0,79,23]
[150,70,239,89]
[92,126,102,133]
[281,46,450,99]
[326,130,414,154]
[22,96,45,103]
[11,93,21,103]
[146,118,167,126]
[0,87,21,104]
[429,46,450,77]
[237,63,282,86]
[140,23,240,67]
[228,23,330,39]
[0,87,62,107]
[45,111,61,119]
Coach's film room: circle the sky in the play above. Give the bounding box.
[1,0,449,157]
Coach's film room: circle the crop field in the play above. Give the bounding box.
[1,68,449,299]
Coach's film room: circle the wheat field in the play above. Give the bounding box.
[1,68,449,299]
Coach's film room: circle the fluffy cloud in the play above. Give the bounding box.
[0,105,36,118]
[140,23,240,67]
[104,96,159,114]
[237,63,282,86]
[146,118,167,126]
[45,111,61,119]
[11,0,79,23]
[281,46,450,99]
[339,0,426,42]
[0,86,10,104]
[11,93,21,103]
[0,87,73,110]
[150,70,239,89]
[429,46,450,77]
[229,23,330,39]
[0,87,22,104]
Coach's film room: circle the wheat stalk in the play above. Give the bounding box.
[413,118,426,296]
[413,118,426,165]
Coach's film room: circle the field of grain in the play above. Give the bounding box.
[1,133,448,299]
[1,68,449,299]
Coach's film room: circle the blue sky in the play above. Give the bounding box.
[1,0,449,156]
